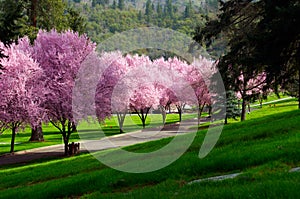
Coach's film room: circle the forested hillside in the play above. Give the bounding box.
[70,0,219,13]
[68,0,223,58]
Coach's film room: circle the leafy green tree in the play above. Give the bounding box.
[65,7,87,35]
[0,0,23,70]
[0,0,23,44]
[194,0,264,120]
[253,0,300,108]
[1,0,86,141]
[194,0,300,109]
[14,0,86,41]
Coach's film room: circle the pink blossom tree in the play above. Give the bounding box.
[129,84,160,128]
[0,40,43,153]
[159,56,213,122]
[95,51,130,133]
[17,37,46,141]
[96,53,158,132]
[157,86,176,123]
[236,72,267,120]
[190,56,216,120]
[153,57,196,123]
[189,69,211,120]
[32,30,95,155]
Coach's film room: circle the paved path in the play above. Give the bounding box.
[0,97,295,166]
[251,97,293,107]
[0,118,201,166]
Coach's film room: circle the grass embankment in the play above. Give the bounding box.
[0,99,299,198]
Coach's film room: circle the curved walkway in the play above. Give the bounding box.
[0,118,202,166]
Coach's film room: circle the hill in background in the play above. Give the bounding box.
[70,0,219,14]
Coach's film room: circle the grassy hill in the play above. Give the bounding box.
[0,99,299,198]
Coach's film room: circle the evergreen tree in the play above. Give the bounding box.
[92,0,109,7]
[145,0,154,23]
[118,0,125,10]
[166,0,173,17]
[225,91,241,124]
[138,10,143,21]
[157,2,162,17]
[184,0,193,18]
[145,0,152,16]
[112,0,116,9]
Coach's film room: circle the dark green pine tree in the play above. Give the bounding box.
[145,0,152,16]
[156,2,162,17]
[184,0,193,18]
[225,91,241,124]
[112,0,116,9]
[151,2,155,13]
[118,0,125,10]
[145,0,153,23]
[138,10,143,21]
[166,0,173,17]
[92,0,109,7]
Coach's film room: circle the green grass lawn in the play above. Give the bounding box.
[250,92,293,106]
[0,123,80,155]
[98,113,198,136]
[0,113,197,155]
[0,99,299,198]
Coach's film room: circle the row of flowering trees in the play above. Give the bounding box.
[0,30,95,154]
[0,29,268,154]
[92,52,213,133]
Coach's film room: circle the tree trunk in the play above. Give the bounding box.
[208,105,212,116]
[298,62,300,109]
[117,112,126,133]
[197,104,205,128]
[160,106,166,124]
[29,123,44,142]
[297,55,300,109]
[10,126,16,154]
[241,98,246,121]
[142,119,146,128]
[225,115,228,125]
[176,105,182,122]
[178,109,182,122]
[135,108,150,129]
[31,0,37,27]
[63,122,68,156]
[141,109,146,129]
[248,103,251,113]
[197,104,205,122]
[63,137,68,156]
[260,99,263,108]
